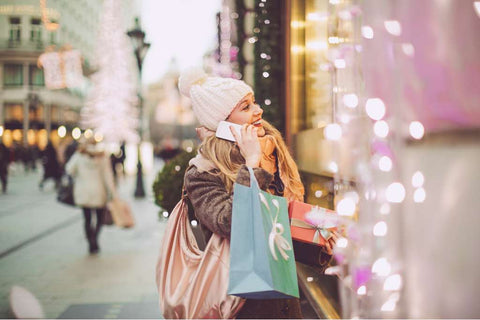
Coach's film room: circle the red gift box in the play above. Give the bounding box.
[288,201,337,246]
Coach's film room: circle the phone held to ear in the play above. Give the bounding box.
[215,121,242,142]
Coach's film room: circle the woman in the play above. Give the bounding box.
[179,68,336,319]
[66,137,116,254]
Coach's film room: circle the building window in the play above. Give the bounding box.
[9,17,21,42]
[30,18,42,42]
[50,105,60,122]
[3,64,23,86]
[29,65,45,86]
[48,22,58,44]
[49,32,56,44]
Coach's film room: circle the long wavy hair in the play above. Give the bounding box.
[198,120,304,201]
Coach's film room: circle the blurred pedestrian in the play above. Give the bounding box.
[27,146,39,171]
[23,146,39,172]
[171,68,335,318]
[0,141,10,193]
[65,137,117,254]
[39,141,61,190]
[118,141,126,174]
[110,152,118,185]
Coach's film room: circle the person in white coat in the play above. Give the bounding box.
[66,137,117,254]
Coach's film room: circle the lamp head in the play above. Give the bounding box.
[127,17,146,50]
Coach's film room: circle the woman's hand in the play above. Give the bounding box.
[230,124,261,167]
[322,230,339,255]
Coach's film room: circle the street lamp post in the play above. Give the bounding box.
[127,17,150,198]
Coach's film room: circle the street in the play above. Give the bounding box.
[0,161,166,319]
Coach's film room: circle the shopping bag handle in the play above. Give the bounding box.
[246,166,260,190]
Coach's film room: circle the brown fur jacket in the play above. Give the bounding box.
[185,164,302,318]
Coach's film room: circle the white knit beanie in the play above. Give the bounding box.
[178,67,253,131]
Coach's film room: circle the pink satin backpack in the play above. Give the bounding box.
[156,191,245,319]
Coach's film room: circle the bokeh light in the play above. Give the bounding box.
[384,20,402,36]
[379,156,393,172]
[324,123,342,140]
[72,127,81,140]
[373,221,388,236]
[343,93,359,108]
[386,182,406,203]
[57,126,66,138]
[411,171,425,187]
[365,98,386,120]
[362,25,374,39]
[337,198,356,216]
[414,188,426,203]
[409,121,425,139]
[372,257,392,276]
[374,120,389,138]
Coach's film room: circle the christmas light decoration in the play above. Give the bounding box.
[252,0,285,132]
[81,0,139,143]
[323,1,409,318]
[323,0,480,318]
[38,48,83,89]
[218,3,233,77]
[72,127,81,140]
[40,0,59,31]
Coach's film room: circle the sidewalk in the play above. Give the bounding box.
[0,160,167,319]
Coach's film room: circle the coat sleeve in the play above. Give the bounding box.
[184,165,273,239]
[65,153,78,177]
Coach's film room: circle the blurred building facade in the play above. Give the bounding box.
[145,60,197,157]
[0,0,139,149]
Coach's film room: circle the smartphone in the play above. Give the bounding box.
[215,121,242,142]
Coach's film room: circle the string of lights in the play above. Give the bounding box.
[40,0,59,31]
[81,0,139,143]
[252,0,285,133]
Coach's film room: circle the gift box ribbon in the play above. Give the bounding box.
[291,218,332,244]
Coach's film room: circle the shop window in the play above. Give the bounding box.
[4,104,23,122]
[34,105,44,121]
[29,65,45,86]
[30,18,42,42]
[301,172,335,209]
[37,129,48,150]
[304,1,332,130]
[29,107,41,121]
[12,129,23,143]
[9,17,21,42]
[288,0,359,211]
[3,64,23,86]
[63,109,80,123]
[50,105,59,122]
[289,0,332,133]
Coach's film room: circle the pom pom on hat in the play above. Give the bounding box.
[178,67,253,130]
[178,67,208,98]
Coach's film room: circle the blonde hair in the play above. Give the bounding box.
[198,121,304,201]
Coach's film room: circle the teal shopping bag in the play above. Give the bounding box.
[228,167,299,299]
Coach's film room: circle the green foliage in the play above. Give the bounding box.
[232,1,285,134]
[152,149,196,216]
[253,0,285,134]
